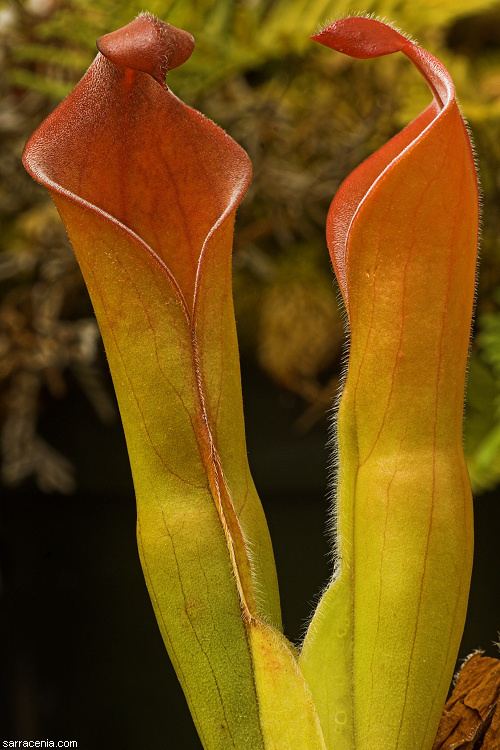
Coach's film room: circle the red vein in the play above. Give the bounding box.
[164,522,238,749]
[366,421,409,736]
[136,517,208,748]
[358,153,446,468]
[394,136,467,749]
[83,254,203,490]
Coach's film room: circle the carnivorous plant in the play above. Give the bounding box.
[23,13,479,750]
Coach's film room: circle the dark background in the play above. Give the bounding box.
[1,360,499,748]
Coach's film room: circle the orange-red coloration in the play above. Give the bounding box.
[22,15,285,749]
[97,13,194,83]
[314,17,462,305]
[301,17,479,750]
[312,17,406,60]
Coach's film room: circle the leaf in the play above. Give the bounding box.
[249,621,326,749]
[299,17,479,750]
[22,13,325,750]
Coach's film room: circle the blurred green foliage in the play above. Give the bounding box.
[1,0,500,493]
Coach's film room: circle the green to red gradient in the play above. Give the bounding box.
[300,17,479,750]
[23,12,479,750]
[23,13,325,750]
